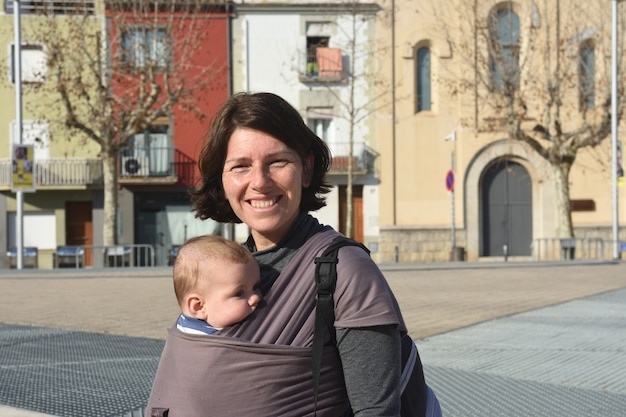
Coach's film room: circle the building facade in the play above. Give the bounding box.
[230,0,384,253]
[0,0,104,269]
[0,0,230,268]
[377,0,626,262]
[3,0,625,268]
[106,1,230,266]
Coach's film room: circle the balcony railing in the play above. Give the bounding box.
[119,146,174,178]
[4,0,96,15]
[0,158,103,187]
[328,141,378,174]
[119,147,198,186]
[0,146,198,188]
[299,47,345,83]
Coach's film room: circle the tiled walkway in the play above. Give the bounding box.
[420,288,626,417]
[1,261,625,416]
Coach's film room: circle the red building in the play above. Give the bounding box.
[106,1,232,265]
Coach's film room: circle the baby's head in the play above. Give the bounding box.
[173,235,261,329]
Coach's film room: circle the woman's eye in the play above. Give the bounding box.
[230,165,249,173]
[270,160,289,168]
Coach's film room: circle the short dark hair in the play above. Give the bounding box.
[190,92,332,223]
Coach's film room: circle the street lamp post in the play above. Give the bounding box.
[14,0,24,270]
[611,0,620,260]
[445,130,458,259]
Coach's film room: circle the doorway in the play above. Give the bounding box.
[481,160,532,257]
[135,192,221,266]
[66,201,93,266]
[338,185,364,243]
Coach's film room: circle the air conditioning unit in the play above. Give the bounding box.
[121,156,149,177]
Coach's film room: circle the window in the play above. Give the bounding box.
[416,46,431,112]
[306,36,329,77]
[121,28,169,69]
[304,22,342,80]
[579,43,595,110]
[9,44,47,85]
[489,7,520,91]
[123,123,171,176]
[307,108,333,142]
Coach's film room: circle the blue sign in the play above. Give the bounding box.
[445,170,455,191]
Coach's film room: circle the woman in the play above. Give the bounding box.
[147,92,407,416]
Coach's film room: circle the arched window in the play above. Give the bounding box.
[490,7,520,91]
[579,43,595,109]
[416,46,431,112]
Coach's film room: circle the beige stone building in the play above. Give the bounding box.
[376,0,626,262]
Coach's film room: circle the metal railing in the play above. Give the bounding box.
[531,237,606,261]
[0,158,103,187]
[4,0,96,15]
[119,146,176,178]
[52,244,155,268]
[328,142,378,173]
[298,48,345,83]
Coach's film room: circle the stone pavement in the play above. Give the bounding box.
[0,260,625,416]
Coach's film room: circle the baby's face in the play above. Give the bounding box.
[200,258,261,329]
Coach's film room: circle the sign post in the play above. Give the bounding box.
[445,130,457,258]
[14,0,25,269]
[446,169,455,250]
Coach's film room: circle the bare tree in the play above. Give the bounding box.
[35,0,226,245]
[434,0,624,238]
[305,2,391,239]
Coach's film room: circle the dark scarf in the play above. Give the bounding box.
[244,212,330,294]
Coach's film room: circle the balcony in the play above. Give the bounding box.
[4,0,96,14]
[118,147,197,186]
[328,142,378,175]
[0,147,198,189]
[299,47,346,84]
[0,158,103,189]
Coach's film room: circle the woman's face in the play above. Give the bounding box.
[222,128,312,250]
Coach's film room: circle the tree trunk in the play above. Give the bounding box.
[102,150,119,246]
[553,161,574,238]
[346,124,354,239]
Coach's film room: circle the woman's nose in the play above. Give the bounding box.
[250,165,272,189]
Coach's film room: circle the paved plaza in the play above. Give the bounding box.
[0,260,625,416]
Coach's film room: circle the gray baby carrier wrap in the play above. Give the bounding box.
[146,230,403,416]
[146,328,349,416]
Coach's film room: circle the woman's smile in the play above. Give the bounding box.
[249,197,280,209]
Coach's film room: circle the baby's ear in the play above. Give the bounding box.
[185,294,206,320]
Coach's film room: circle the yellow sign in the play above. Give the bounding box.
[11,144,36,192]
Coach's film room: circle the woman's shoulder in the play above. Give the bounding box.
[300,230,376,270]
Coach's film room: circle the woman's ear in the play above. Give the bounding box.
[302,153,314,188]
[185,294,207,320]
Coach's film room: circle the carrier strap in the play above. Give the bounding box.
[312,236,370,415]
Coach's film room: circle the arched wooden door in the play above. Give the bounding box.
[481,160,532,257]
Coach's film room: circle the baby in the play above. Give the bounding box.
[172,235,262,334]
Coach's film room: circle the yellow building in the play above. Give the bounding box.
[0,1,103,268]
[377,0,626,262]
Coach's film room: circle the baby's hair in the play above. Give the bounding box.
[172,235,254,306]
